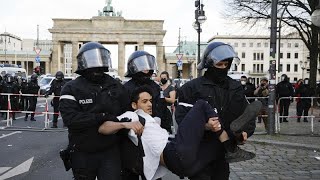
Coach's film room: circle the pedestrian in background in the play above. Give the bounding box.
[294,79,303,122]
[276,74,294,123]
[295,78,314,122]
[1,74,20,120]
[159,71,176,134]
[24,74,39,121]
[254,77,269,131]
[45,71,66,128]
[240,75,256,103]
[59,42,131,180]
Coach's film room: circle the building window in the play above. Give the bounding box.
[253,53,256,60]
[294,53,298,59]
[294,43,299,48]
[250,43,253,47]
[257,43,261,47]
[280,53,283,59]
[280,43,283,48]
[294,77,297,82]
[264,42,268,47]
[253,64,256,72]
[242,43,246,47]
[241,64,245,71]
[279,64,283,72]
[261,64,264,72]
[234,43,238,47]
[287,53,291,59]
[242,52,246,58]
[287,64,290,72]
[261,53,264,60]
[294,64,298,72]
[257,53,260,60]
[287,43,291,48]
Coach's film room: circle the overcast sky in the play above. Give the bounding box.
[0,0,267,69]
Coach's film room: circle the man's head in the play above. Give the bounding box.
[125,51,157,78]
[131,85,153,115]
[199,42,240,84]
[240,75,247,85]
[260,77,268,86]
[281,74,288,82]
[75,42,112,83]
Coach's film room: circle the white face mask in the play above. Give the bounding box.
[241,81,246,85]
[304,80,309,84]
[281,77,285,81]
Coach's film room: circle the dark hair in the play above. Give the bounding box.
[241,75,247,79]
[131,85,153,103]
[160,71,169,79]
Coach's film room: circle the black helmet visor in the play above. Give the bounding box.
[78,48,112,70]
[129,55,157,74]
[206,44,240,66]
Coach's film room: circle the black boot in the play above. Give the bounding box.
[24,114,28,121]
[230,101,262,133]
[51,122,58,128]
[303,118,308,122]
[297,118,300,122]
[30,115,36,121]
[283,118,288,122]
[223,140,256,163]
[12,113,16,120]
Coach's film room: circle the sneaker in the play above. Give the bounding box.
[230,101,262,133]
[303,119,308,122]
[225,146,256,163]
[30,118,36,121]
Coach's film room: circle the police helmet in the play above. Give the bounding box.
[5,74,14,83]
[55,71,64,80]
[281,74,288,81]
[197,42,240,70]
[124,51,157,77]
[75,42,112,74]
[31,74,38,82]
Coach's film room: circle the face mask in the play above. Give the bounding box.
[241,81,246,85]
[205,66,229,84]
[304,80,309,84]
[83,71,105,84]
[160,78,168,85]
[133,72,152,85]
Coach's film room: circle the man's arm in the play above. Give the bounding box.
[98,121,143,135]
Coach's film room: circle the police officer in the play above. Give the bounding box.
[175,42,255,179]
[123,50,161,119]
[45,71,66,128]
[59,42,131,180]
[24,74,39,121]
[122,50,162,180]
[296,78,314,122]
[276,74,294,123]
[1,74,20,120]
[20,77,28,111]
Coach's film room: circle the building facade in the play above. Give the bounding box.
[209,33,314,85]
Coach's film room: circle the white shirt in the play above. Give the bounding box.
[117,110,170,180]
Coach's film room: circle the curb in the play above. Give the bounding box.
[248,138,320,151]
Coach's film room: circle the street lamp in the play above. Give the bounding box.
[311,1,320,27]
[0,33,11,62]
[194,0,206,77]
[299,60,308,79]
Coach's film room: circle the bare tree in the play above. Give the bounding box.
[223,0,319,92]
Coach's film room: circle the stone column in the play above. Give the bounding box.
[138,42,144,51]
[118,41,125,79]
[72,41,79,76]
[51,41,61,74]
[156,41,165,73]
[45,61,50,75]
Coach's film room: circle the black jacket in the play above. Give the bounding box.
[47,79,66,96]
[59,75,130,153]
[175,76,254,160]
[276,81,294,98]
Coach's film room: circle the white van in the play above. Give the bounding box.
[0,64,27,79]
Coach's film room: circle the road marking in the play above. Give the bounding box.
[0,157,34,179]
[0,167,11,174]
[316,156,320,160]
[0,131,22,139]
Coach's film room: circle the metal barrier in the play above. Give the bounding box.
[0,93,65,132]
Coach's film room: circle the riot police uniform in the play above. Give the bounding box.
[59,42,130,180]
[20,77,28,111]
[24,74,39,121]
[276,74,294,123]
[1,74,20,120]
[174,42,255,179]
[46,71,66,128]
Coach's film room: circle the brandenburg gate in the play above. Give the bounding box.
[49,15,166,78]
